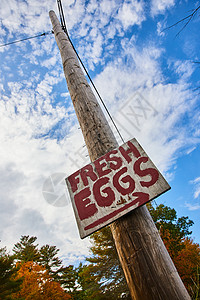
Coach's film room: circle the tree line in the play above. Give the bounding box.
[0,203,200,299]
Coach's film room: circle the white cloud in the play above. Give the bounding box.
[1,0,49,34]
[41,54,58,69]
[151,0,175,16]
[94,41,164,107]
[71,0,147,70]
[185,202,200,211]
[0,81,90,260]
[157,21,166,37]
[0,39,92,257]
[186,147,196,155]
[93,41,198,175]
[190,177,200,199]
[172,60,194,82]
[117,0,146,30]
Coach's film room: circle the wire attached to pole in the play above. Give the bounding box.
[0,31,53,48]
[57,0,67,32]
[56,0,125,144]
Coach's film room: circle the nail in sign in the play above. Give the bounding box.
[66,138,170,239]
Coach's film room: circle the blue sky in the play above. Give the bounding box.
[0,0,200,264]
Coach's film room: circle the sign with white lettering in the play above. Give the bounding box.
[66,138,170,239]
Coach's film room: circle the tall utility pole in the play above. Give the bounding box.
[49,10,190,300]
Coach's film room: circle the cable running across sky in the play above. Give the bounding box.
[0,31,53,48]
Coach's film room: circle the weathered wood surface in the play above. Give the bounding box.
[49,10,191,300]
[66,138,170,239]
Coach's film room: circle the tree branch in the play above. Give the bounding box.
[163,6,200,36]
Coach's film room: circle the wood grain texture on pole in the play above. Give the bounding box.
[49,10,191,300]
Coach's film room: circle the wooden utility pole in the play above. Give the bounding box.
[49,10,190,300]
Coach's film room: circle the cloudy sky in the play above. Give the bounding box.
[0,0,200,265]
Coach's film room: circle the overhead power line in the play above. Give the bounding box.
[0,31,53,48]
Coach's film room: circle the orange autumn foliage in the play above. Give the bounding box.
[159,226,184,259]
[12,261,71,300]
[173,238,200,292]
[160,229,200,294]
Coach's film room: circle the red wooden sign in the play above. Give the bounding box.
[66,138,170,239]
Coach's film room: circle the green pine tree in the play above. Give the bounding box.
[85,226,131,299]
[12,235,39,263]
[0,247,22,299]
[58,265,77,292]
[76,262,107,300]
[39,244,62,278]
